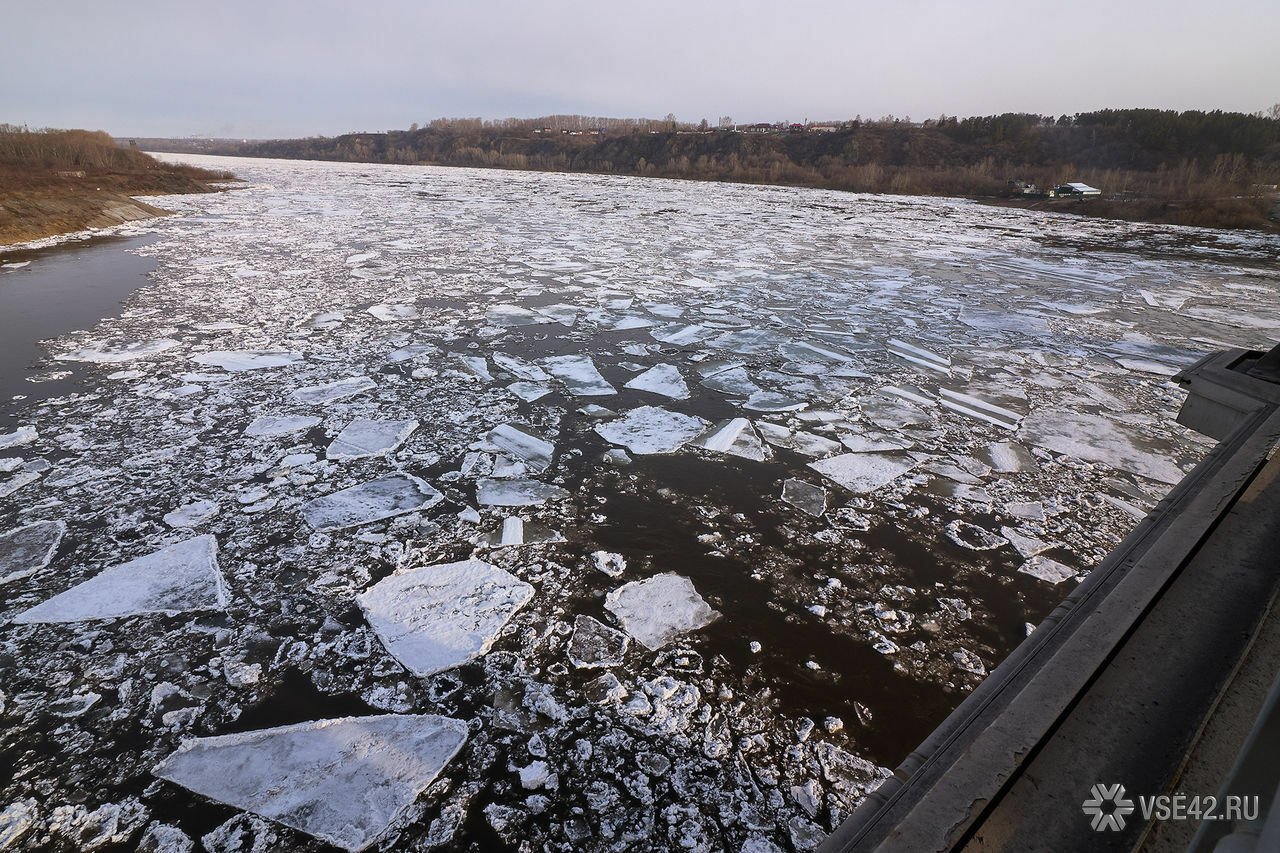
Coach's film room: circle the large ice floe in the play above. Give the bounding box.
[1,152,1277,852]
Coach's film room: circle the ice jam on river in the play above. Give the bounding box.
[1,153,1278,852]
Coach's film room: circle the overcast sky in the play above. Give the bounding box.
[4,0,1277,138]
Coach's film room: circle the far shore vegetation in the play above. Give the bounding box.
[0,126,234,246]
[138,108,1280,232]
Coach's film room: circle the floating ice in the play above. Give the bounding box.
[985,441,1038,473]
[366,303,418,322]
[243,415,321,437]
[744,392,807,413]
[300,473,443,531]
[782,341,853,364]
[507,382,552,402]
[756,422,842,457]
[838,431,912,453]
[1020,410,1185,484]
[700,367,761,396]
[886,339,951,375]
[650,324,708,346]
[493,353,550,381]
[0,472,40,499]
[57,339,179,363]
[292,376,377,404]
[568,615,630,668]
[939,388,1023,430]
[486,305,544,326]
[694,418,770,461]
[1018,555,1078,584]
[475,478,570,506]
[482,517,565,548]
[591,551,626,577]
[163,500,219,529]
[480,424,554,473]
[1006,500,1045,520]
[0,426,37,450]
[541,355,616,395]
[326,419,418,460]
[945,520,1007,551]
[604,573,719,650]
[387,343,435,363]
[594,406,709,455]
[11,536,225,624]
[152,714,469,852]
[781,479,827,517]
[623,364,690,399]
[809,453,920,494]
[0,520,65,584]
[450,354,493,381]
[358,558,535,677]
[1000,526,1058,558]
[191,351,303,371]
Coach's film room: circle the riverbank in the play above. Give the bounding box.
[984,193,1280,233]
[0,128,235,246]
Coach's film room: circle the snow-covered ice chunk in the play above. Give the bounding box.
[594,406,708,455]
[12,535,225,624]
[756,422,842,457]
[541,355,616,396]
[939,388,1023,430]
[366,303,418,322]
[300,473,443,531]
[1006,500,1045,520]
[650,324,708,346]
[57,339,179,363]
[0,472,40,499]
[623,364,690,399]
[292,376,376,404]
[480,424,554,473]
[1020,410,1185,484]
[781,341,853,364]
[1018,555,1078,584]
[450,354,492,381]
[0,426,37,450]
[507,381,551,402]
[191,351,303,371]
[493,353,550,381]
[482,517,564,548]
[486,305,544,326]
[1000,526,1058,558]
[568,615,630,669]
[387,343,435,363]
[358,558,535,677]
[839,431,912,453]
[887,338,951,375]
[700,367,761,396]
[475,478,569,506]
[808,453,920,494]
[0,520,65,584]
[693,418,770,461]
[163,500,219,529]
[326,419,418,460]
[591,551,626,577]
[243,415,321,437]
[152,714,468,852]
[985,440,1038,473]
[604,573,719,650]
[744,392,808,413]
[781,479,826,517]
[946,520,1007,551]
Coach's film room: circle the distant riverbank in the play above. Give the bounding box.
[0,127,235,246]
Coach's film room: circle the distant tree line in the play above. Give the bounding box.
[139,108,1280,230]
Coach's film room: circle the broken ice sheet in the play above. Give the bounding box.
[0,426,39,450]
[366,303,418,322]
[492,352,550,381]
[300,473,443,531]
[507,381,552,402]
[623,364,690,399]
[604,573,720,650]
[781,479,826,517]
[0,520,65,584]
[326,419,418,461]
[292,375,377,404]
[1018,555,1079,585]
[756,422,842,457]
[700,367,761,396]
[1020,410,1185,484]
[12,535,225,624]
[744,391,807,413]
[479,424,554,473]
[594,406,708,455]
[358,558,535,676]
[568,614,630,668]
[983,440,1038,473]
[809,453,920,494]
[475,478,570,506]
[243,415,321,437]
[163,500,219,529]
[191,351,303,371]
[693,418,770,461]
[482,517,565,548]
[56,339,178,363]
[540,354,616,396]
[153,714,468,852]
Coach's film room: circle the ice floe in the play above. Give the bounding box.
[56,339,179,363]
[11,535,225,623]
[191,350,303,371]
[479,424,554,473]
[292,375,377,404]
[162,500,219,529]
[0,519,65,584]
[300,473,443,530]
[1020,410,1185,484]
[809,453,920,494]
[694,418,770,461]
[568,614,630,668]
[243,414,322,437]
[604,573,719,650]
[1018,555,1079,584]
[358,558,534,676]
[153,714,469,852]
[326,419,418,460]
[475,478,570,506]
[623,364,691,399]
[0,426,38,450]
[781,479,827,517]
[540,354,616,395]
[595,406,709,455]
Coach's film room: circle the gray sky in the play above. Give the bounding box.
[3,0,1277,138]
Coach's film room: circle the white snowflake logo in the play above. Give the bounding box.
[1082,783,1135,831]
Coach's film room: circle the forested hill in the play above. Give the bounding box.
[140,109,1280,230]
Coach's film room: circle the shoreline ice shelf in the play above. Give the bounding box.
[0,152,1277,852]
